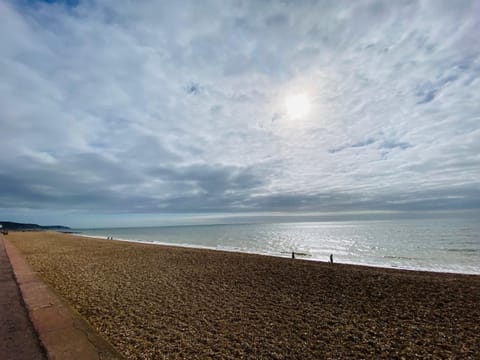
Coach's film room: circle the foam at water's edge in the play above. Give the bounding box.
[75,232,480,275]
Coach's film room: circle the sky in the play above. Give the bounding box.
[0,0,479,228]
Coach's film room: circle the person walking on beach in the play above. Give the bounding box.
[330,254,333,264]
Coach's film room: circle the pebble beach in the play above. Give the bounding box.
[8,231,480,359]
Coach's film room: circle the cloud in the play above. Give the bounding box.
[0,0,479,225]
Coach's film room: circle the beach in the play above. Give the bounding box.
[8,231,480,359]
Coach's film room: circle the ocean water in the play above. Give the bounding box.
[78,218,480,274]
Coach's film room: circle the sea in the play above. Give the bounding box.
[77,218,480,275]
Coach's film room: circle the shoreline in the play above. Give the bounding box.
[74,232,480,276]
[8,231,480,359]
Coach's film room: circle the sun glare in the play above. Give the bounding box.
[285,94,311,118]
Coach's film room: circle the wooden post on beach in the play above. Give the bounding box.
[330,254,333,264]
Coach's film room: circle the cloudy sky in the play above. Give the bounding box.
[1,0,479,227]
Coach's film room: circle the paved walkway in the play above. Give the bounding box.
[1,235,124,360]
[0,235,46,360]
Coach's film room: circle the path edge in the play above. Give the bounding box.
[4,237,125,360]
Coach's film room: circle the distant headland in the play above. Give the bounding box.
[0,221,71,231]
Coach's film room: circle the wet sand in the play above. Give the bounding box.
[8,231,480,359]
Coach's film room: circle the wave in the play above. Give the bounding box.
[445,248,479,253]
[383,255,416,261]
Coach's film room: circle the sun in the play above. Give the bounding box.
[285,93,311,118]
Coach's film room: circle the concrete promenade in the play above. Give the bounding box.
[0,234,46,359]
[1,234,124,360]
